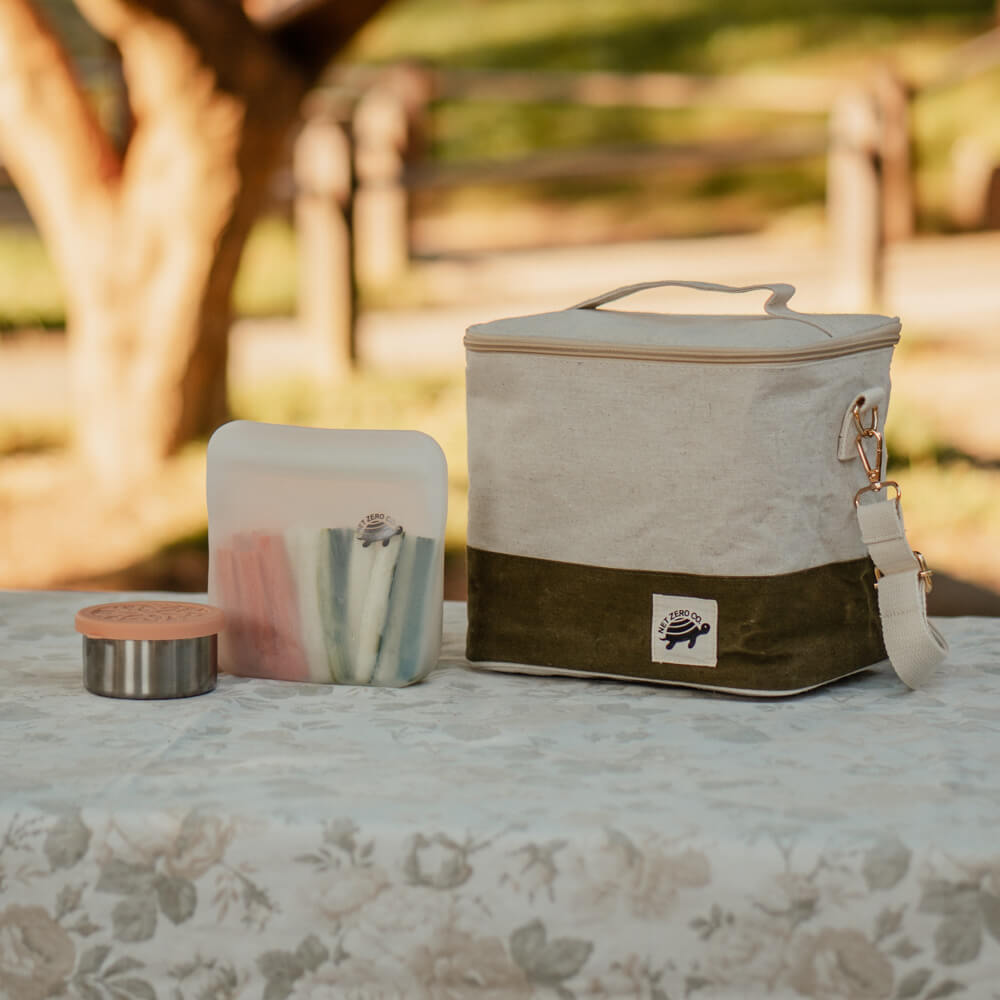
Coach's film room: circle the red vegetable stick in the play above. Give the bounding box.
[212,545,249,674]
[233,534,271,677]
[256,532,311,681]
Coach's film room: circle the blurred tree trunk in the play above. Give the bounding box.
[0,0,387,490]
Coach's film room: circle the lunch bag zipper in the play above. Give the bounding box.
[464,324,900,365]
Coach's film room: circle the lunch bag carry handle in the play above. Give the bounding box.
[570,279,837,338]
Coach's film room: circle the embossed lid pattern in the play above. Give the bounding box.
[75,601,225,641]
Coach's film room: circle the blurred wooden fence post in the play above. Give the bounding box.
[950,135,999,229]
[873,66,914,242]
[353,65,434,287]
[828,89,883,310]
[294,100,356,380]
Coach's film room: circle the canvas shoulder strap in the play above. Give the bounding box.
[856,496,948,689]
[849,399,947,689]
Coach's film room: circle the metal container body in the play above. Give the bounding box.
[83,635,217,699]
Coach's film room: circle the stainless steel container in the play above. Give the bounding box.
[75,601,224,699]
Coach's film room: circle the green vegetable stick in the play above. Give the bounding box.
[284,526,330,682]
[377,536,436,685]
[318,528,353,682]
[354,531,403,684]
[341,528,374,682]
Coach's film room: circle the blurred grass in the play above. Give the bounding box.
[886,389,958,468]
[347,0,991,74]
[0,370,470,590]
[0,228,65,330]
[0,215,299,332]
[427,102,827,164]
[913,71,1000,226]
[232,216,298,318]
[894,462,1000,538]
[0,413,68,456]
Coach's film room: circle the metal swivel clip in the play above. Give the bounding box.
[852,403,932,594]
[852,403,900,509]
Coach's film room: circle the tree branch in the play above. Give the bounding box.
[64,0,315,473]
[258,0,395,84]
[65,0,304,385]
[71,0,308,285]
[75,0,308,110]
[0,0,119,285]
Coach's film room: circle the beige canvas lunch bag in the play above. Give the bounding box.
[464,280,947,695]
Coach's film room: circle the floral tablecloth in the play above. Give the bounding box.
[1,590,999,1000]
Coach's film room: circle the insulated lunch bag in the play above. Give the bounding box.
[464,280,947,695]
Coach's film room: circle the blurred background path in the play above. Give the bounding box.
[4,229,1000,404]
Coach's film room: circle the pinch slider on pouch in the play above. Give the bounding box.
[75,601,224,699]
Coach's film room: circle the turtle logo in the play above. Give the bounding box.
[356,512,404,547]
[658,609,711,650]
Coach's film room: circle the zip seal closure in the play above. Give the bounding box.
[464,322,901,365]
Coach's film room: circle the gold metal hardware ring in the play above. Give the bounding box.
[854,480,901,509]
[874,551,933,594]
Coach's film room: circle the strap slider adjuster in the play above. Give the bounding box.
[874,550,933,594]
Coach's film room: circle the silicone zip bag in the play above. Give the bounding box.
[207,420,447,685]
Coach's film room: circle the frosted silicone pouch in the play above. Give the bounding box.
[206,421,447,686]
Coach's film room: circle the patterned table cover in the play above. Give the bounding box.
[1,590,999,1000]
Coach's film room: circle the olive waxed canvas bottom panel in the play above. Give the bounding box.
[466,548,886,693]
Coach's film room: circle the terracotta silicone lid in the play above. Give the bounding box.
[75,601,225,641]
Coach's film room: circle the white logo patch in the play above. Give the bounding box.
[651,594,718,667]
